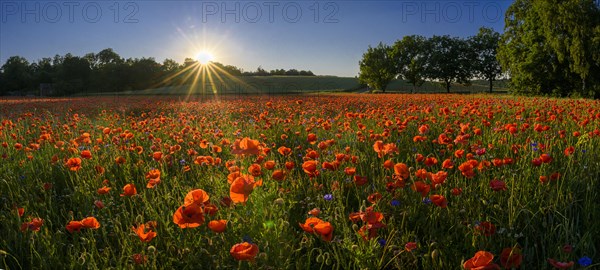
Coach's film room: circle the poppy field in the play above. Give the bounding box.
[0,94,598,269]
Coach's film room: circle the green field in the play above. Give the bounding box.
[75,76,508,96]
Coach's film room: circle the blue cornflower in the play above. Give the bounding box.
[324,194,333,201]
[578,256,592,267]
[422,198,432,204]
[390,200,400,207]
[242,235,253,244]
[378,239,387,247]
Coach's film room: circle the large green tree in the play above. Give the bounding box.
[358,42,397,92]
[1,56,32,95]
[471,27,503,93]
[425,36,473,93]
[498,0,600,97]
[392,35,427,93]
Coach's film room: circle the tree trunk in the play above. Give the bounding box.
[446,81,451,93]
[489,79,493,93]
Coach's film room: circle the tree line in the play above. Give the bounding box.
[359,28,502,93]
[359,0,600,97]
[0,49,315,96]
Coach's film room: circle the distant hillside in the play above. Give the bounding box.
[84,76,362,95]
[79,76,509,96]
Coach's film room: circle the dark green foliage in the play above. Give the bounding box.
[471,27,503,93]
[498,0,600,97]
[358,42,397,92]
[0,48,317,96]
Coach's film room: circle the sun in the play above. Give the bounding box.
[195,51,214,64]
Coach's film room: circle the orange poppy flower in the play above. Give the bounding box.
[152,151,162,161]
[277,146,292,156]
[21,217,43,232]
[308,207,321,216]
[431,171,448,186]
[65,157,82,171]
[285,161,295,170]
[115,156,126,164]
[367,192,382,204]
[120,184,137,197]
[80,150,92,159]
[184,189,210,207]
[299,217,334,242]
[463,251,500,270]
[264,160,276,170]
[97,186,111,195]
[207,219,227,233]
[458,162,476,178]
[322,161,339,171]
[230,242,259,261]
[248,163,262,177]
[173,204,204,228]
[132,223,157,242]
[145,169,161,188]
[393,163,409,180]
[232,137,261,156]
[430,194,447,208]
[81,217,101,229]
[271,170,287,181]
[411,181,430,197]
[230,175,262,204]
[307,133,317,144]
[344,167,356,176]
[302,160,319,178]
[66,221,84,233]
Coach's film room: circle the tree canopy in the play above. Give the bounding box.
[358,43,397,92]
[498,0,600,97]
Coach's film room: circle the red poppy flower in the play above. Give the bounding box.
[489,179,507,191]
[173,204,204,228]
[230,242,259,261]
[208,219,227,233]
[463,251,500,270]
[475,221,496,236]
[299,217,333,242]
[547,258,574,269]
[132,223,157,242]
[302,160,319,178]
[65,157,82,171]
[393,163,409,180]
[430,194,447,208]
[232,137,262,156]
[500,247,522,269]
[230,175,262,204]
[120,184,137,197]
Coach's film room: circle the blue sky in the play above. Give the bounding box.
[0,1,512,77]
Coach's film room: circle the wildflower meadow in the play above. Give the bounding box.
[1,94,598,269]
